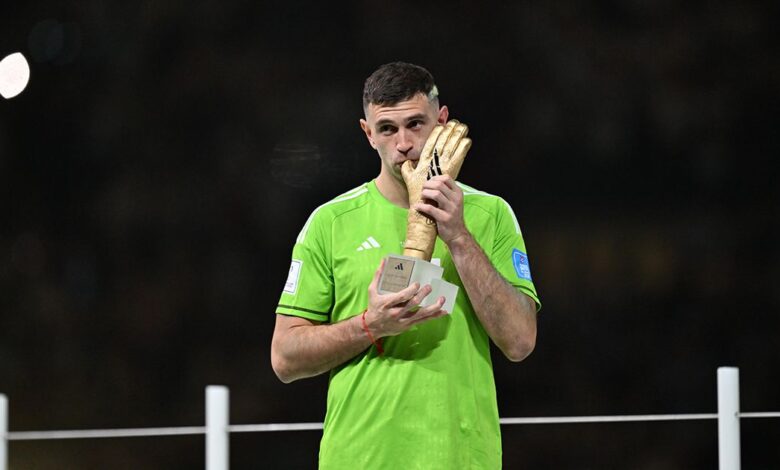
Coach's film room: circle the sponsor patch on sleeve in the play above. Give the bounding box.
[512,249,532,281]
[284,259,303,294]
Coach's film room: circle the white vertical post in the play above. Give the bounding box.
[206,386,229,470]
[718,367,741,470]
[1,394,8,470]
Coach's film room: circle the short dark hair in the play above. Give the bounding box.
[362,61,439,110]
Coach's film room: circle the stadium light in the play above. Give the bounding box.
[0,52,31,99]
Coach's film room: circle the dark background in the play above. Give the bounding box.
[1,1,779,469]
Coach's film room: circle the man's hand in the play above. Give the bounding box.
[364,259,447,338]
[413,175,468,245]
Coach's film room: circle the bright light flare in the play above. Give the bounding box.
[0,52,31,99]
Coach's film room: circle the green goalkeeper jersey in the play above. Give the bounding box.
[277,180,540,469]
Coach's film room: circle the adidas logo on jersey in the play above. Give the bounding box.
[356,236,381,251]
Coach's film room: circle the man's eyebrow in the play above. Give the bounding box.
[374,118,397,129]
[403,113,428,123]
[374,114,428,129]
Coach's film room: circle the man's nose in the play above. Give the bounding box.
[396,129,413,154]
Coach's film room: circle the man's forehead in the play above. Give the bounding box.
[366,93,437,123]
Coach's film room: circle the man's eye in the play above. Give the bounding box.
[380,125,396,134]
[409,121,423,129]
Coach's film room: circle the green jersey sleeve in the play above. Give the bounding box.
[276,209,333,322]
[491,197,541,311]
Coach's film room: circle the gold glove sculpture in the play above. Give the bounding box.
[401,120,472,261]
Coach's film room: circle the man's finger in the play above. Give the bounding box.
[419,296,446,316]
[391,282,421,306]
[407,284,433,310]
[413,202,447,222]
[420,189,451,211]
[405,298,447,325]
[422,176,456,199]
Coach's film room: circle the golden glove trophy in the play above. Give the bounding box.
[377,120,472,313]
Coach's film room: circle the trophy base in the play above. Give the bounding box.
[377,254,458,313]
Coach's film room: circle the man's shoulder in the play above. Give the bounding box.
[458,182,504,209]
[296,183,371,244]
[315,183,372,218]
[459,182,522,234]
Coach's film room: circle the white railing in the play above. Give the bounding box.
[1,367,778,470]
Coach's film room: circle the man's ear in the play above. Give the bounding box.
[437,105,449,124]
[359,119,376,149]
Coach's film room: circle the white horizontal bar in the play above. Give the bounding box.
[5,411,778,442]
[7,426,206,441]
[740,412,780,419]
[229,422,324,432]
[500,413,717,425]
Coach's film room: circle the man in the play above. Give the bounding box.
[271,62,540,469]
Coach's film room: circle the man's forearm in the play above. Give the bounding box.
[272,262,450,384]
[447,233,537,361]
[271,315,372,383]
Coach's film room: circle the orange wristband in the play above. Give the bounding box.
[361,310,384,355]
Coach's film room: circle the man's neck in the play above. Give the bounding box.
[375,172,410,209]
